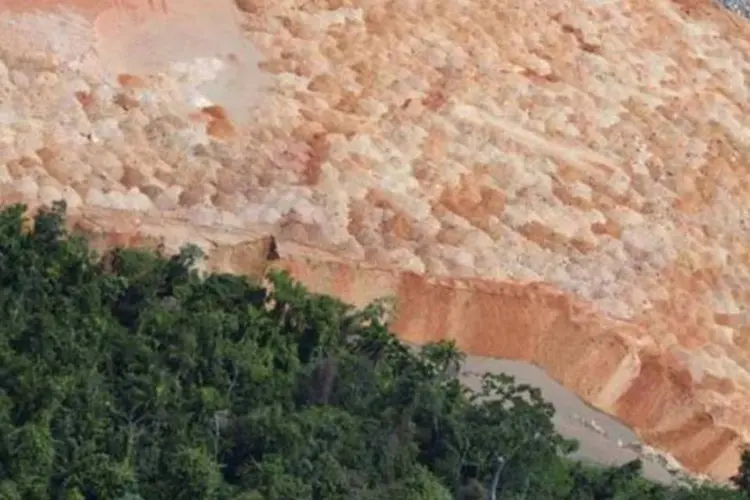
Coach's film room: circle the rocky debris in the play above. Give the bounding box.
[621,441,684,474]
[719,0,750,19]
[616,439,716,486]
[4,0,750,481]
[573,414,608,438]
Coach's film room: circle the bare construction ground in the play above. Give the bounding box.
[0,0,745,482]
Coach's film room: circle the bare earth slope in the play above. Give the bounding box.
[2,0,750,480]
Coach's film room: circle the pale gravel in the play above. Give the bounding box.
[0,10,95,62]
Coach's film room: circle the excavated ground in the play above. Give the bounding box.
[4,0,750,482]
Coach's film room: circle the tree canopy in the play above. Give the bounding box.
[0,202,745,499]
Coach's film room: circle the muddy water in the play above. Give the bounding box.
[461,355,676,484]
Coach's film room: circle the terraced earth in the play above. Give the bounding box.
[2,0,750,480]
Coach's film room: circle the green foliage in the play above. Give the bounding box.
[732,449,750,497]
[0,203,744,499]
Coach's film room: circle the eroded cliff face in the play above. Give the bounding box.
[2,0,750,479]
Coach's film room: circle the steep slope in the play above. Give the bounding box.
[2,0,750,479]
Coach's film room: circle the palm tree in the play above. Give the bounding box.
[421,340,465,378]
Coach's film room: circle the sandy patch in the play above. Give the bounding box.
[0,0,271,126]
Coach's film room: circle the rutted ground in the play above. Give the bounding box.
[2,0,750,479]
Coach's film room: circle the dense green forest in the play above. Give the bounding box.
[0,201,748,499]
